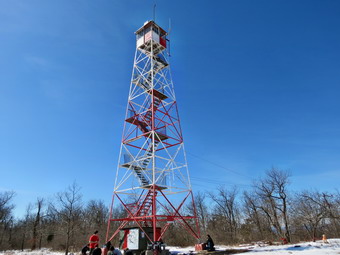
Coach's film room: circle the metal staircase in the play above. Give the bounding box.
[153,54,168,72]
[132,54,168,92]
[122,140,161,186]
[132,75,151,91]
[144,97,161,124]
[124,190,157,227]
[141,140,160,169]
[132,166,149,186]
[137,189,156,217]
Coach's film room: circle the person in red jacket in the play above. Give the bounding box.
[89,231,100,255]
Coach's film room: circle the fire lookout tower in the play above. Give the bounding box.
[106,20,200,253]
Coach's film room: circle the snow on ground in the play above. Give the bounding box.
[168,239,340,255]
[0,248,62,255]
[1,239,340,255]
[236,238,340,254]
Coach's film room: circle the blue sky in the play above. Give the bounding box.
[1,0,340,217]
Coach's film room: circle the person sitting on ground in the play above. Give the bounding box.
[106,241,112,251]
[107,246,114,255]
[82,244,90,255]
[93,245,102,255]
[102,241,112,255]
[124,248,133,255]
[205,234,215,251]
[108,246,122,255]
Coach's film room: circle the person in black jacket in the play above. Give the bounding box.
[82,244,90,255]
[206,234,215,251]
[93,245,102,255]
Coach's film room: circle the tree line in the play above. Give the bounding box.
[1,168,340,253]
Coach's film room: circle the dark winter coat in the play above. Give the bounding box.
[206,236,215,251]
[93,247,102,255]
[82,245,90,255]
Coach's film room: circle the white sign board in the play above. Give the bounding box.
[127,229,139,250]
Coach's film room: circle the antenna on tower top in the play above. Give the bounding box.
[167,18,172,57]
[168,18,172,35]
[153,3,156,22]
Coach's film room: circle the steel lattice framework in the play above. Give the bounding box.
[106,21,200,246]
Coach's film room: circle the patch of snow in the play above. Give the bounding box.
[168,239,340,255]
[2,239,340,255]
[0,248,66,255]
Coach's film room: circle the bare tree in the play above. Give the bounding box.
[20,204,33,251]
[292,190,328,241]
[0,191,15,249]
[243,191,270,241]
[50,182,83,255]
[31,198,44,250]
[185,191,209,237]
[209,186,240,243]
[253,168,291,242]
[195,192,209,236]
[81,199,109,246]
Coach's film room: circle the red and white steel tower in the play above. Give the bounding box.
[106,20,200,247]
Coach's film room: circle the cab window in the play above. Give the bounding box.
[137,31,143,40]
[152,26,159,34]
[145,26,151,33]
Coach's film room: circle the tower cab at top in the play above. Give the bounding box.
[135,21,167,54]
